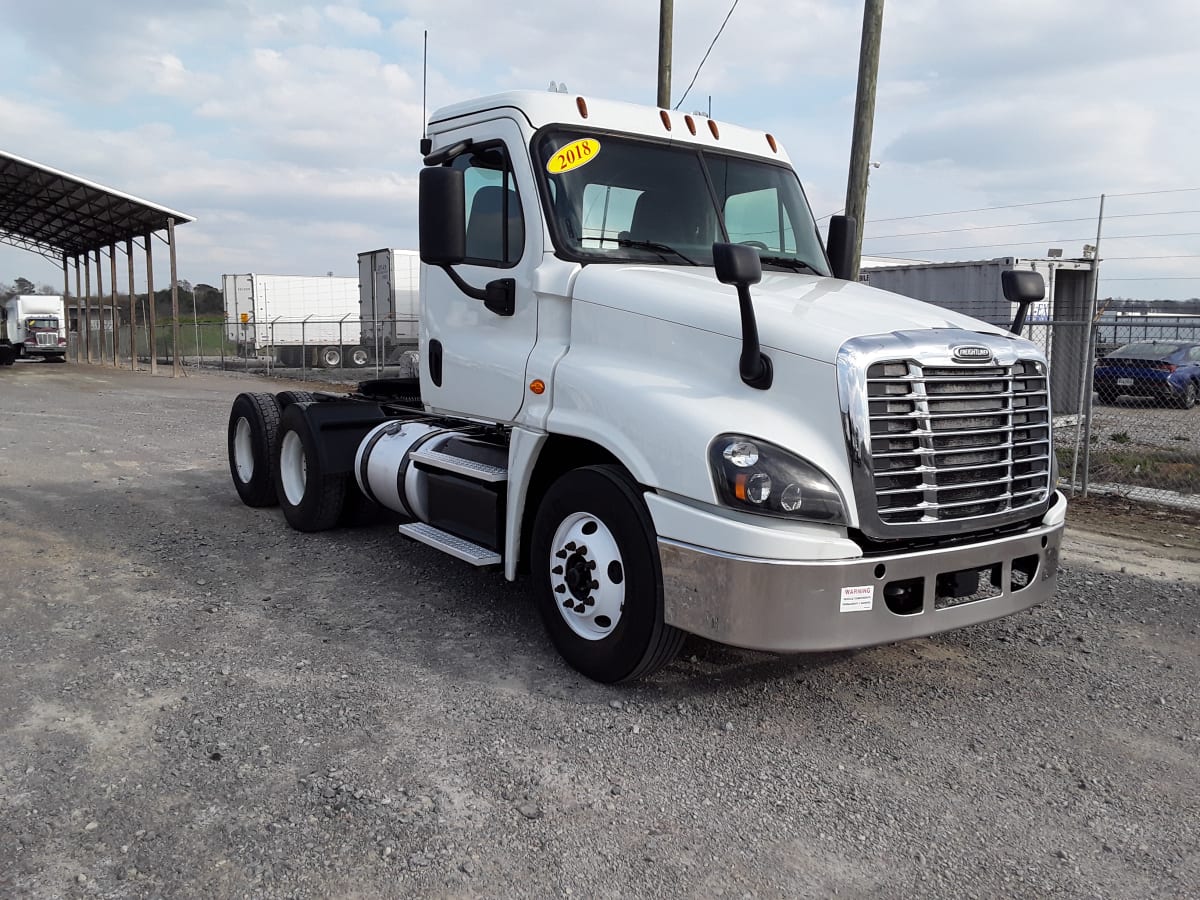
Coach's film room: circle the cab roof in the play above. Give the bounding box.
[428,90,791,164]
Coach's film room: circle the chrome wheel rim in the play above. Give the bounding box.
[549,512,624,641]
[233,417,254,483]
[280,430,307,506]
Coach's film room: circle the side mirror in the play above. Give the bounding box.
[1002,269,1045,335]
[419,167,466,265]
[712,242,762,286]
[826,215,857,281]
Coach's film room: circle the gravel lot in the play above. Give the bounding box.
[1,361,1197,899]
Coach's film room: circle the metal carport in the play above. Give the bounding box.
[0,149,194,375]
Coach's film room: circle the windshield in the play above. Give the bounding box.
[26,317,58,330]
[535,130,830,275]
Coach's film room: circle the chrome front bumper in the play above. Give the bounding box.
[659,517,1063,653]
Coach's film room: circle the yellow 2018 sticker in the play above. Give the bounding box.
[547,138,600,174]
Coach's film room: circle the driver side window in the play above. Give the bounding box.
[451,146,525,267]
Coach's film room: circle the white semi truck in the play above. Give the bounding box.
[358,248,420,365]
[223,273,367,368]
[226,91,1064,683]
[2,295,68,362]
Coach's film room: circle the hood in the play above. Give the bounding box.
[571,264,1011,363]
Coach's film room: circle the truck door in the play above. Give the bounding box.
[421,118,540,423]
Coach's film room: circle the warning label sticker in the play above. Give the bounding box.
[839,585,874,613]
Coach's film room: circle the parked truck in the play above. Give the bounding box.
[2,295,68,362]
[358,248,421,364]
[223,273,368,368]
[226,91,1064,683]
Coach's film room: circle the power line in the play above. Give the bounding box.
[674,0,740,111]
[863,209,1200,242]
[1106,254,1200,261]
[869,232,1200,256]
[1102,276,1200,281]
[830,186,1200,227]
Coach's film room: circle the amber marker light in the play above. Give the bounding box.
[684,115,697,135]
[660,109,672,131]
[707,119,720,139]
[576,96,588,118]
[766,133,778,153]
[529,379,546,395]
[734,473,748,501]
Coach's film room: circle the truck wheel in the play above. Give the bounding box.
[273,403,346,532]
[227,392,282,507]
[276,390,315,409]
[319,346,342,368]
[349,347,371,368]
[530,465,684,683]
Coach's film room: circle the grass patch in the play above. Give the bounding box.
[1089,448,1200,494]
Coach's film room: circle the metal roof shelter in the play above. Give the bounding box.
[0,149,194,374]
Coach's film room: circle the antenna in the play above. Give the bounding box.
[419,30,431,156]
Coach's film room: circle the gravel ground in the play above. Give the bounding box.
[1,361,1197,899]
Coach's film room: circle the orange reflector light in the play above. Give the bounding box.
[707,119,720,139]
[660,109,672,131]
[576,96,588,118]
[734,474,747,501]
[684,115,697,135]
[766,133,778,153]
[529,379,546,395]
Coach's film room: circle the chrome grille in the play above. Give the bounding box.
[35,333,57,346]
[865,359,1051,525]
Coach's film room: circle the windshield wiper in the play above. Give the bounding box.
[757,255,822,275]
[591,235,698,266]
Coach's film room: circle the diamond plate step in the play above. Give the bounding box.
[408,447,508,483]
[398,522,501,566]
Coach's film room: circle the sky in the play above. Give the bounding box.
[2,0,1199,301]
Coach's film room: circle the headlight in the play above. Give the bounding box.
[708,434,846,523]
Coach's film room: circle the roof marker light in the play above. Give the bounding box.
[684,115,697,135]
[576,96,588,118]
[766,133,778,153]
[707,119,720,139]
[659,110,672,131]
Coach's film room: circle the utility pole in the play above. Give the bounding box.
[844,0,885,281]
[657,0,673,108]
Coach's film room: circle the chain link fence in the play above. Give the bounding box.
[65,314,420,383]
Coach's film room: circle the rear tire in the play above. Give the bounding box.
[276,390,316,409]
[319,346,342,368]
[273,403,346,532]
[228,392,282,507]
[349,346,371,368]
[530,465,684,683]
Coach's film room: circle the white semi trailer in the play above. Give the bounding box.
[226,91,1063,683]
[358,248,420,364]
[223,273,367,368]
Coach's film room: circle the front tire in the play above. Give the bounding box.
[530,465,684,683]
[228,392,282,507]
[1175,380,1198,410]
[273,403,346,532]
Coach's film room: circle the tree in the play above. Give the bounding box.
[13,277,35,295]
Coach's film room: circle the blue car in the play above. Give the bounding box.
[1093,341,1200,409]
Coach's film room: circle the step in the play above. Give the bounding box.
[398,522,502,566]
[408,447,508,483]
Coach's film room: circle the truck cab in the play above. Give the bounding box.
[227,91,1065,682]
[2,296,68,362]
